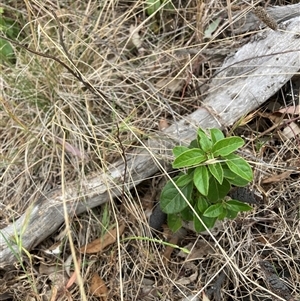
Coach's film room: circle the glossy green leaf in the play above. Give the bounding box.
[223,166,250,186]
[207,177,219,202]
[146,0,161,15]
[197,129,212,152]
[212,137,244,157]
[175,174,193,187]
[181,206,194,221]
[167,214,182,233]
[196,195,209,213]
[217,178,231,199]
[194,166,209,196]
[160,180,193,214]
[193,204,216,232]
[226,209,239,219]
[189,139,199,149]
[225,199,252,212]
[173,146,189,157]
[208,162,223,184]
[228,176,249,187]
[207,177,231,202]
[218,207,227,220]
[210,128,225,144]
[207,153,214,160]
[222,164,235,179]
[173,148,206,168]
[193,213,217,232]
[225,153,253,182]
[203,203,225,218]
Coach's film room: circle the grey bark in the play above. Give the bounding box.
[0,16,299,268]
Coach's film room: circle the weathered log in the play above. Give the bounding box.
[0,17,299,268]
[232,3,300,34]
[204,16,300,125]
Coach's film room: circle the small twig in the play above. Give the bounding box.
[252,115,300,140]
[115,122,127,204]
[51,10,73,63]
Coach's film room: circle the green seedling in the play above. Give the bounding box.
[160,128,253,232]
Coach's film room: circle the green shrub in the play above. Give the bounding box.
[160,128,253,232]
[0,7,20,65]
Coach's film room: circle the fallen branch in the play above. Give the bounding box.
[232,3,300,34]
[0,17,299,268]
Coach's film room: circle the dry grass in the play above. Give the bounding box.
[0,0,300,300]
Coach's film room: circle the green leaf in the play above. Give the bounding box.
[226,209,239,219]
[218,207,227,220]
[225,200,252,212]
[146,0,161,15]
[0,16,20,40]
[0,38,15,64]
[187,168,195,176]
[225,153,253,182]
[173,146,189,157]
[208,162,223,184]
[217,178,231,199]
[196,195,209,213]
[212,137,244,157]
[207,177,219,202]
[197,129,212,152]
[175,174,193,187]
[203,203,225,218]
[204,18,221,39]
[207,153,214,160]
[164,1,175,11]
[222,165,235,179]
[207,177,231,202]
[181,206,194,221]
[173,148,206,168]
[194,166,209,196]
[189,139,199,149]
[210,128,224,144]
[160,180,193,214]
[223,166,250,186]
[228,177,250,187]
[193,212,217,232]
[167,214,182,233]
